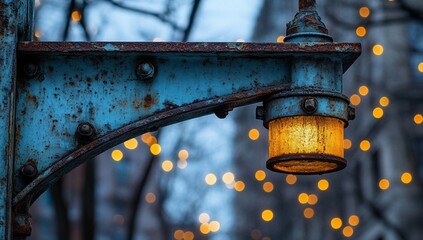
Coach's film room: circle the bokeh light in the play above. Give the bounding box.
[303,208,314,219]
[356,26,366,37]
[255,170,266,181]
[150,143,161,155]
[205,173,217,185]
[178,149,189,160]
[248,129,260,140]
[379,179,390,190]
[222,172,235,184]
[360,140,371,151]
[71,10,81,22]
[307,194,318,205]
[111,149,123,161]
[285,174,297,185]
[263,182,274,193]
[124,138,138,150]
[414,114,423,124]
[358,86,369,96]
[200,223,210,234]
[174,230,184,240]
[235,181,246,192]
[261,210,274,222]
[359,7,370,18]
[401,172,412,184]
[183,231,194,240]
[298,193,309,204]
[373,44,384,56]
[277,35,285,42]
[209,221,220,232]
[145,193,156,204]
[317,179,329,191]
[343,226,354,237]
[418,62,423,72]
[161,160,173,172]
[348,215,360,226]
[373,107,384,119]
[331,217,343,229]
[379,96,390,107]
[344,139,352,150]
[199,213,210,223]
[350,94,361,106]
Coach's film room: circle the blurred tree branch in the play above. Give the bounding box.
[102,0,183,31]
[323,0,423,31]
[127,131,161,240]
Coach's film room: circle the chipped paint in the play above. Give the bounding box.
[102,43,120,51]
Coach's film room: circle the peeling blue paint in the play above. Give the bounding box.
[102,43,120,51]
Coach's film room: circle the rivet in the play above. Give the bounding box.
[215,107,233,119]
[21,162,38,179]
[76,123,96,145]
[136,62,155,81]
[77,123,95,137]
[23,63,38,77]
[302,97,318,114]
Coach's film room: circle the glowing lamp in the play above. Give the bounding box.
[260,87,353,175]
[257,0,356,174]
[267,116,345,174]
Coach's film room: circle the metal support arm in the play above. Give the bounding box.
[13,43,359,224]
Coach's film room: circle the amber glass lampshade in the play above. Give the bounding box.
[267,116,346,174]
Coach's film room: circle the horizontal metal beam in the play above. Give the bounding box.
[18,42,360,71]
[13,42,360,213]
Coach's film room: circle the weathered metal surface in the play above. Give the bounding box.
[263,94,349,127]
[299,0,316,11]
[12,42,360,212]
[286,0,332,42]
[262,55,350,127]
[267,153,347,175]
[17,0,34,41]
[18,41,361,70]
[0,0,18,239]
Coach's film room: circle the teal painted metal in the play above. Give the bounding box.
[1,0,361,238]
[17,0,34,41]
[0,0,18,239]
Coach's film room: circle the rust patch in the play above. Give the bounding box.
[143,94,155,109]
[25,92,38,108]
[134,94,156,110]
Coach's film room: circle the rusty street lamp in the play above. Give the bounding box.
[0,0,360,238]
[263,0,355,174]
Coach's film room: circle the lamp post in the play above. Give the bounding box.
[0,0,360,238]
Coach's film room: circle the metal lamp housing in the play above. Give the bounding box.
[263,1,354,174]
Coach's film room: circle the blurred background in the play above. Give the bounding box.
[28,0,423,239]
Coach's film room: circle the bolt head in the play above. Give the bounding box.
[136,62,155,81]
[256,106,265,120]
[77,123,94,137]
[23,63,38,77]
[21,163,38,179]
[215,110,229,119]
[302,97,318,114]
